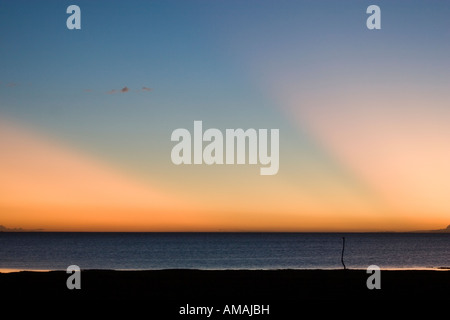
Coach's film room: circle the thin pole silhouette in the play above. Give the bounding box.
[341,237,346,270]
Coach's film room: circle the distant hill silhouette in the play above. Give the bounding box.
[429,225,450,233]
[411,225,450,233]
[0,225,43,232]
[0,225,23,232]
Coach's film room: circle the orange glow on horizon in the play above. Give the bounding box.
[0,117,448,232]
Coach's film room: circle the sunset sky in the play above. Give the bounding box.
[1,0,450,231]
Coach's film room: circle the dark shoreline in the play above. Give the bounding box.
[1,269,449,301]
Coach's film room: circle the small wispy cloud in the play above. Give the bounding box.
[1,82,34,88]
[104,85,153,95]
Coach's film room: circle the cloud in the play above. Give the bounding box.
[84,89,93,93]
[104,86,152,95]
[1,82,33,88]
[106,88,128,94]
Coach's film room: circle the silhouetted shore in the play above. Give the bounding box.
[1,269,449,303]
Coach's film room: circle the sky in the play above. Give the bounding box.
[1,0,450,231]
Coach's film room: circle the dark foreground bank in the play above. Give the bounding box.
[0,269,448,302]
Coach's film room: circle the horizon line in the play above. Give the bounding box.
[1,230,448,233]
